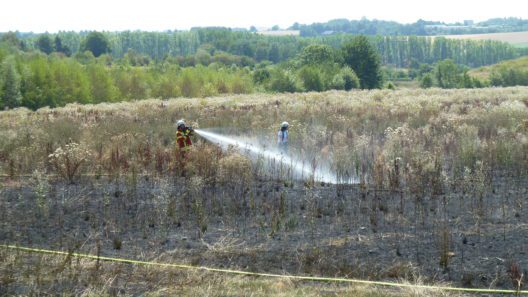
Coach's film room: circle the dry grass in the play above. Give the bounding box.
[0,88,527,295]
[0,88,527,183]
[0,249,463,296]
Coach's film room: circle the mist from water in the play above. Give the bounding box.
[195,129,351,184]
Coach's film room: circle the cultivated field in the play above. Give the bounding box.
[1,88,527,296]
[442,31,528,47]
[257,30,301,36]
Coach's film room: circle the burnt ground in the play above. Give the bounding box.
[1,174,527,292]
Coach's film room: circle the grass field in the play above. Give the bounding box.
[441,31,528,47]
[0,250,460,297]
[1,88,527,296]
[468,56,528,80]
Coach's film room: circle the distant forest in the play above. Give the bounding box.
[1,23,528,110]
[8,29,526,68]
[291,17,528,36]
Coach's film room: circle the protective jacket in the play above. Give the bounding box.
[277,128,288,153]
[176,128,193,150]
[277,129,288,145]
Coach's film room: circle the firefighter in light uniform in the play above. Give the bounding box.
[277,121,289,154]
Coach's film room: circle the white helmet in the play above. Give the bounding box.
[281,121,289,128]
[176,119,185,128]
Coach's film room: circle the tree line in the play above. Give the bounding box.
[2,29,527,111]
[293,17,528,36]
[7,29,523,68]
[0,34,382,110]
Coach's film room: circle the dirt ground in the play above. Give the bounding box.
[1,174,527,293]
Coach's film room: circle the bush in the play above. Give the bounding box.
[48,142,92,183]
[490,67,528,87]
[298,66,323,92]
[330,73,345,90]
[339,66,360,90]
[420,74,433,88]
[269,70,297,93]
[253,68,271,84]
[218,153,252,187]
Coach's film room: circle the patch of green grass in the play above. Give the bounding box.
[514,42,528,48]
[468,56,528,80]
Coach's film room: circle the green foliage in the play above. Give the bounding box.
[298,66,323,92]
[0,28,519,109]
[36,34,54,55]
[420,73,433,88]
[252,68,271,84]
[54,36,71,56]
[87,63,120,103]
[330,66,360,90]
[341,35,382,89]
[268,44,281,63]
[459,72,474,88]
[435,59,460,88]
[74,51,96,65]
[490,68,528,86]
[298,44,335,65]
[269,69,297,93]
[296,17,528,36]
[0,32,25,50]
[0,56,22,108]
[13,29,523,68]
[81,32,111,57]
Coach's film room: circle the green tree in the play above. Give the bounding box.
[329,66,360,90]
[339,66,360,90]
[36,34,54,54]
[51,58,92,104]
[54,36,71,56]
[459,72,474,88]
[268,44,280,63]
[253,68,271,84]
[420,73,433,88]
[0,56,22,108]
[20,54,56,109]
[269,69,297,92]
[0,32,25,50]
[87,64,119,102]
[341,35,382,89]
[299,44,334,65]
[81,32,111,57]
[298,66,323,91]
[435,59,459,88]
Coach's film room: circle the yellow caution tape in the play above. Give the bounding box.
[1,244,526,294]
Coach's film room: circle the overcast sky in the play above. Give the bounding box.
[1,0,526,33]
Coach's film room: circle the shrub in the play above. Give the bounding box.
[339,66,360,90]
[48,142,91,183]
[420,74,433,88]
[269,70,297,93]
[218,153,252,187]
[298,66,323,92]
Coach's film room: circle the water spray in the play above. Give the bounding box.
[195,129,348,184]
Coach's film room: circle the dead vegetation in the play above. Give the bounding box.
[0,88,527,295]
